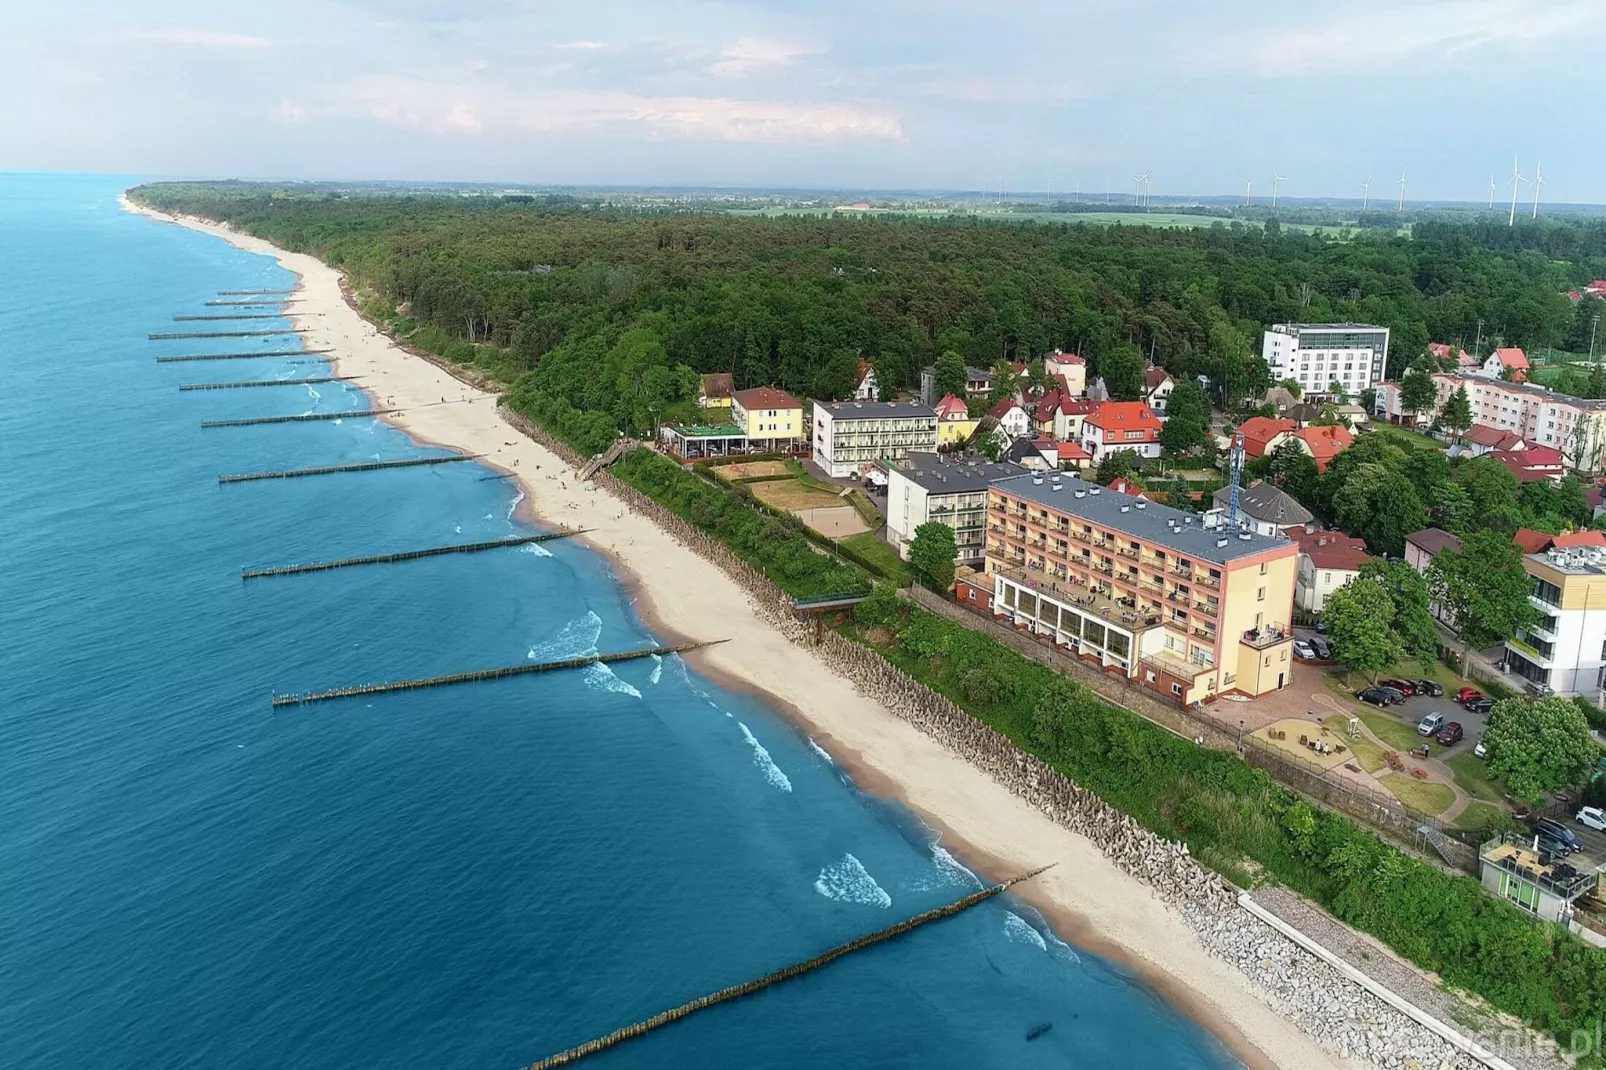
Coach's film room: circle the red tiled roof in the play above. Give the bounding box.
[1465,424,1525,450]
[1514,528,1553,554]
[1297,530,1372,572]
[1493,446,1564,482]
[1237,416,1296,457]
[1046,350,1085,365]
[933,394,970,419]
[1108,476,1146,497]
[1084,401,1163,435]
[1144,367,1173,389]
[732,386,801,410]
[1493,347,1529,370]
[1056,441,1090,460]
[1552,531,1606,549]
[1293,424,1354,471]
[989,397,1024,420]
[1032,388,1069,423]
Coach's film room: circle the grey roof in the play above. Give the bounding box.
[816,399,937,419]
[896,453,1024,494]
[994,473,1289,565]
[1434,371,1606,411]
[1405,528,1463,556]
[1209,481,1314,527]
[919,364,994,382]
[1271,322,1390,332]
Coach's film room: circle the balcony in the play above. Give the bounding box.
[1116,546,1139,559]
[1240,623,1290,650]
[1194,600,1219,617]
[1196,574,1221,590]
[1506,637,1554,668]
[997,565,1162,632]
[1191,626,1217,641]
[1527,617,1559,642]
[1094,562,1114,576]
[1142,645,1214,681]
[1170,565,1194,580]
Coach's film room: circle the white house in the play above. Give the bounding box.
[1205,481,1314,539]
[988,398,1032,445]
[884,453,1021,564]
[1079,402,1164,465]
[1143,367,1175,414]
[853,359,878,401]
[1294,530,1371,613]
[1044,350,1087,397]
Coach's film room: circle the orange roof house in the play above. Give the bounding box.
[1237,416,1297,458]
[1292,424,1354,472]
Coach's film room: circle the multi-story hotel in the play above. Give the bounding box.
[1261,322,1391,398]
[1507,544,1606,698]
[984,472,1298,705]
[812,399,938,477]
[1431,372,1606,472]
[883,453,1021,564]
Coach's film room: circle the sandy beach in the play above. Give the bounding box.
[124,192,1362,1070]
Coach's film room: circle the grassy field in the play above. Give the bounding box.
[750,478,845,512]
[1448,751,1505,804]
[1363,423,1443,452]
[1359,710,1424,753]
[1322,716,1389,772]
[839,532,910,586]
[1452,800,1507,833]
[1381,773,1456,817]
[717,460,789,480]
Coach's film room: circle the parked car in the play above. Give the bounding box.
[1465,697,1495,714]
[1454,686,1482,704]
[1315,620,1328,634]
[1474,738,1488,758]
[1356,688,1398,707]
[1577,806,1606,832]
[1417,712,1446,736]
[1533,818,1582,853]
[1415,679,1444,697]
[1381,678,1418,696]
[1293,639,1317,661]
[1435,721,1464,746]
[1310,637,1335,660]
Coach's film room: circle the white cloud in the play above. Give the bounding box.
[553,40,609,51]
[706,37,822,78]
[1248,0,1598,76]
[345,76,902,142]
[914,76,1085,104]
[130,28,273,48]
[279,100,307,122]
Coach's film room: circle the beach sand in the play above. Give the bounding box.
[124,193,1363,1070]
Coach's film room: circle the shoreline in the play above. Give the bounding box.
[122,191,1356,1070]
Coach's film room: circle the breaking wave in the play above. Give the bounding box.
[1004,911,1049,951]
[738,723,792,792]
[815,854,892,908]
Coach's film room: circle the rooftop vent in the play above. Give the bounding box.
[1239,531,1253,541]
[1032,476,1043,485]
[1216,538,1229,548]
[1184,516,1195,525]
[1120,505,1130,513]
[1074,490,1086,498]
[1135,502,1147,509]
[1090,487,1102,495]
[1051,482,1062,491]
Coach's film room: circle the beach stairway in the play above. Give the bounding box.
[578,437,635,481]
[1417,823,1455,864]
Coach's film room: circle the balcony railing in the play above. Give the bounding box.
[1194,600,1219,616]
[1241,624,1289,650]
[1191,626,1217,641]
[1116,546,1139,559]
[1070,530,1091,543]
[1196,574,1220,589]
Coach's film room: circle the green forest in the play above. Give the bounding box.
[132,183,1606,457]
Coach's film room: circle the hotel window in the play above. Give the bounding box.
[1257,587,1266,601]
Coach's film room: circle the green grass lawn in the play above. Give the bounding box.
[1319,715,1388,771]
[1359,710,1424,753]
[1452,800,1508,833]
[1363,423,1443,453]
[839,532,910,587]
[1448,751,1505,804]
[1381,773,1456,817]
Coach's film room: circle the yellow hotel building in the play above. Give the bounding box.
[985,472,1298,705]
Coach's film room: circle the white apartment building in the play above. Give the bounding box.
[1262,323,1391,399]
[812,399,938,478]
[1508,546,1606,698]
[1431,372,1606,473]
[883,453,1022,563]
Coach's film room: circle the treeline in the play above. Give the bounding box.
[849,587,1606,1053]
[133,183,1594,441]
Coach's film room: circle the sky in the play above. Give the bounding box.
[4,0,1603,202]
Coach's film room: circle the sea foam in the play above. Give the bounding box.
[807,738,834,764]
[1004,911,1049,951]
[814,853,892,908]
[585,662,642,699]
[527,610,602,661]
[738,723,792,792]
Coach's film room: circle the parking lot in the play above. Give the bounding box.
[1364,686,1490,759]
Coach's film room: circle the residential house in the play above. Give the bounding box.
[1335,403,1369,426]
[1431,372,1606,473]
[1493,445,1566,484]
[1237,416,1297,459]
[1404,527,1462,624]
[984,472,1299,705]
[1292,424,1355,473]
[1261,386,1300,415]
[1205,480,1314,538]
[1481,347,1530,382]
[933,394,977,447]
[812,399,939,477]
[1003,436,1058,472]
[1144,368,1176,414]
[1044,351,1087,397]
[730,387,804,448]
[1080,402,1164,464]
[1287,403,1322,428]
[1461,425,1529,457]
[699,372,735,412]
[1295,530,1371,613]
[989,397,1032,444]
[919,364,994,406]
[1429,342,1477,368]
[853,359,878,401]
[884,452,1021,564]
[1056,441,1092,472]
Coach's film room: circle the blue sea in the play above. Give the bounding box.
[0,173,1238,1069]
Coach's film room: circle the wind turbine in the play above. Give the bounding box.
[1487,174,1497,210]
[1271,169,1286,209]
[1133,173,1144,207]
[1507,154,1527,227]
[1361,177,1371,212]
[1532,161,1545,219]
[1243,177,1253,207]
[1396,169,1407,212]
[1140,169,1154,207]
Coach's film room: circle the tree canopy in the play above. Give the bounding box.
[1484,697,1599,802]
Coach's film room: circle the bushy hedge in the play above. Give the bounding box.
[850,586,1606,1053]
[504,375,617,457]
[611,449,868,598]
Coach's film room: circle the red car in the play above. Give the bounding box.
[1380,678,1418,696]
[1435,722,1464,746]
[1455,687,1483,705]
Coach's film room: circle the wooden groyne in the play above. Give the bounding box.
[157,349,333,363]
[149,329,298,340]
[179,376,355,391]
[172,313,286,322]
[218,288,296,295]
[206,299,305,306]
[525,866,1055,1070]
[270,640,723,707]
[219,454,481,484]
[203,409,396,429]
[241,530,585,578]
